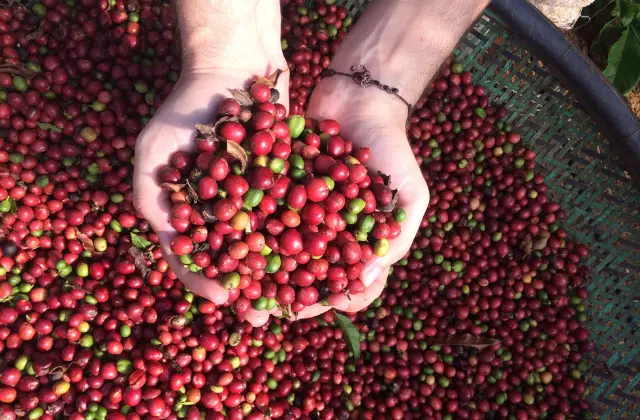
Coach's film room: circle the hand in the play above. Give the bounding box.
[287,0,486,316]
[306,76,430,314]
[133,0,289,327]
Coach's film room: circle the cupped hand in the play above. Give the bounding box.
[305,76,430,314]
[133,0,291,327]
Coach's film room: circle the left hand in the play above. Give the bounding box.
[133,0,291,327]
[304,76,430,315]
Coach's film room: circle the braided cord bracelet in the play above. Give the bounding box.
[321,65,412,115]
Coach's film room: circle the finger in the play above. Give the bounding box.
[157,233,229,306]
[132,164,173,239]
[360,166,429,287]
[240,307,282,328]
[361,257,385,288]
[294,303,331,320]
[275,68,289,113]
[329,269,389,313]
[134,134,230,307]
[360,200,425,287]
[165,252,230,306]
[132,97,194,236]
[256,0,290,113]
[240,309,271,328]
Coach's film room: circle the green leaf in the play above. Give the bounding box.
[603,22,640,94]
[592,18,625,57]
[334,312,361,359]
[130,232,152,250]
[36,122,62,133]
[611,0,639,26]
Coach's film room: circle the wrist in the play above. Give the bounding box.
[175,0,283,73]
[308,76,409,133]
[328,0,488,105]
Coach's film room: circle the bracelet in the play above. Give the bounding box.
[321,65,412,114]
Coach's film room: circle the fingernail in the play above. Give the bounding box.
[361,265,382,287]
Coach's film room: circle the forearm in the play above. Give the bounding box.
[314,0,488,120]
[174,0,282,72]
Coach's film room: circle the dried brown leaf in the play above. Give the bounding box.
[268,68,286,86]
[185,180,199,202]
[255,68,286,88]
[0,63,38,79]
[188,168,204,184]
[195,116,239,145]
[377,171,392,188]
[432,335,500,350]
[160,183,184,192]
[227,141,248,172]
[13,409,27,418]
[170,190,190,204]
[532,231,550,251]
[229,333,242,346]
[24,20,45,43]
[212,115,239,137]
[128,246,150,278]
[255,76,274,87]
[520,234,533,256]
[68,284,92,294]
[168,315,187,328]
[201,207,217,223]
[144,249,155,261]
[45,400,65,415]
[48,365,68,381]
[74,228,95,252]
[195,124,217,136]
[239,107,252,122]
[378,189,399,213]
[228,89,254,106]
[193,242,210,253]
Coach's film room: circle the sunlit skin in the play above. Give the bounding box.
[134,0,487,326]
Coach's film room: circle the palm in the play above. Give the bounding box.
[305,84,430,313]
[134,71,290,325]
[134,76,231,305]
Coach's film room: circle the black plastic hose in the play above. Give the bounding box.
[490,0,640,187]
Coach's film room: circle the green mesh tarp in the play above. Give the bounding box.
[332,1,640,418]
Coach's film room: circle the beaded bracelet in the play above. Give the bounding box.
[321,65,412,115]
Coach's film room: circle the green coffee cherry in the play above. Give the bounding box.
[287,115,305,139]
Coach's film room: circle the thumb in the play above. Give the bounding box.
[240,307,282,328]
[158,231,230,306]
[133,166,230,306]
[329,269,388,313]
